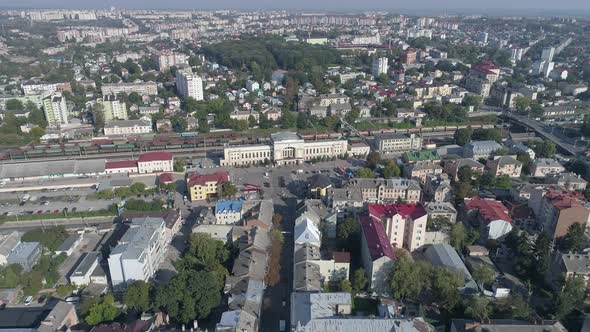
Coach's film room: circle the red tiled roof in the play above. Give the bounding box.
[333,252,351,263]
[138,151,173,163]
[360,216,396,261]
[187,172,230,187]
[368,203,427,221]
[105,160,138,169]
[544,190,587,210]
[465,196,512,223]
[159,173,174,183]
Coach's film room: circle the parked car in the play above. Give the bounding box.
[24,296,33,306]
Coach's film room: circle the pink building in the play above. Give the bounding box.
[464,196,513,240]
[368,203,428,251]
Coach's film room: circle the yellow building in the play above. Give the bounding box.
[187,172,230,201]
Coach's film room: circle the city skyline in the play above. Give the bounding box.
[5,0,590,16]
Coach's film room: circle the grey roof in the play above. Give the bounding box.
[556,172,587,184]
[423,244,472,282]
[0,298,76,331]
[308,174,333,189]
[409,161,443,171]
[271,131,301,142]
[301,318,434,332]
[328,188,362,202]
[450,158,485,169]
[0,159,105,179]
[104,119,151,128]
[291,292,352,328]
[232,249,267,280]
[559,253,590,274]
[493,156,522,167]
[0,232,21,258]
[70,252,101,278]
[348,178,421,191]
[294,243,321,265]
[450,319,566,332]
[464,140,503,153]
[217,309,257,332]
[425,202,457,214]
[7,242,41,263]
[374,132,413,140]
[111,217,164,261]
[56,233,82,252]
[293,260,321,291]
[533,158,563,168]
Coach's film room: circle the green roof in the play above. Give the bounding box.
[403,150,440,162]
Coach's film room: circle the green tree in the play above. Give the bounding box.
[561,223,585,253]
[431,266,462,311]
[366,151,381,169]
[184,233,230,269]
[514,96,532,112]
[352,268,368,293]
[355,167,376,178]
[280,110,296,129]
[170,115,188,133]
[296,112,308,129]
[473,128,502,143]
[337,218,360,242]
[464,296,492,322]
[382,160,401,178]
[5,99,23,110]
[457,165,474,183]
[173,159,185,172]
[29,127,45,142]
[454,127,473,146]
[390,255,430,301]
[555,276,585,319]
[472,265,496,287]
[450,223,467,251]
[339,279,352,293]
[92,103,105,133]
[531,231,552,277]
[123,280,153,313]
[84,294,119,326]
[27,102,47,128]
[568,159,587,176]
[221,182,238,198]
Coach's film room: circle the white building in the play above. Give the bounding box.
[372,57,389,78]
[43,93,68,126]
[107,217,167,290]
[246,80,260,92]
[541,47,555,63]
[97,95,128,121]
[103,119,152,136]
[155,51,188,71]
[175,71,204,101]
[137,152,174,174]
[69,252,108,286]
[374,133,422,154]
[220,132,348,167]
[215,200,243,225]
[101,82,157,96]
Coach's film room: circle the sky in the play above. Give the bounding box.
[6,0,590,15]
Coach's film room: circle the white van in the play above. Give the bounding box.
[24,296,33,306]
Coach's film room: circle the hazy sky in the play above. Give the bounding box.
[7,0,590,15]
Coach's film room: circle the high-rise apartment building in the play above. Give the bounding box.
[372,57,389,78]
[175,70,204,101]
[43,93,68,126]
[154,50,188,72]
[541,47,555,63]
[97,95,128,121]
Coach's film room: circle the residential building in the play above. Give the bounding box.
[344,178,422,204]
[215,200,243,225]
[537,190,590,239]
[403,161,443,183]
[101,82,158,96]
[105,160,138,174]
[155,51,188,71]
[0,232,21,266]
[425,201,457,223]
[107,217,167,290]
[175,70,204,101]
[103,119,152,136]
[422,244,478,294]
[187,171,230,201]
[403,150,441,164]
[464,197,513,240]
[360,216,396,293]
[7,241,42,272]
[401,49,417,64]
[463,141,503,160]
[464,76,492,97]
[531,159,566,177]
[547,252,590,289]
[97,95,128,121]
[69,252,108,286]
[43,93,68,126]
[424,173,452,202]
[137,152,174,174]
[548,172,588,191]
[246,80,260,92]
[486,156,522,178]
[444,158,485,181]
[55,233,83,256]
[21,81,71,95]
[511,143,535,159]
[374,133,422,154]
[296,318,433,332]
[308,174,333,199]
[368,203,428,251]
[450,319,566,332]
[290,292,352,331]
[542,47,556,62]
[542,105,578,118]
[372,57,388,77]
[0,298,79,332]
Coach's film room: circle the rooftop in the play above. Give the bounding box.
[187,171,230,187]
[465,196,512,223]
[104,119,151,128]
[216,200,244,214]
[105,160,138,169]
[271,131,301,142]
[0,159,105,179]
[360,216,395,261]
[368,203,427,221]
[138,151,173,163]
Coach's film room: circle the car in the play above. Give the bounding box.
[36,210,42,214]
[37,295,47,304]
[24,296,33,306]
[263,182,270,187]
[45,210,51,214]
[71,207,77,212]
[53,210,60,214]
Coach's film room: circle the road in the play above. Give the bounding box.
[506,112,584,156]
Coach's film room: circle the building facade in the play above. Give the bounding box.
[98,95,128,121]
[137,152,174,174]
[175,70,204,101]
[103,119,152,136]
[101,82,158,96]
[187,171,231,201]
[43,93,68,126]
[374,133,422,154]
